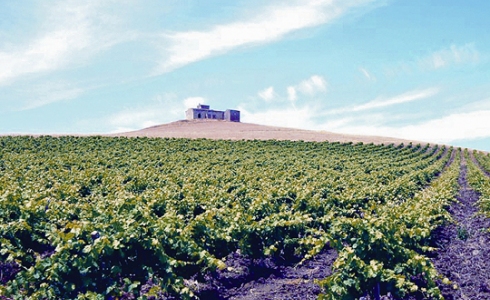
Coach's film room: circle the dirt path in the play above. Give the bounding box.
[195,249,337,299]
[432,153,490,299]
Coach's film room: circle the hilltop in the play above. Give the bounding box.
[110,119,425,146]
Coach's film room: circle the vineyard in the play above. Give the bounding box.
[0,136,489,299]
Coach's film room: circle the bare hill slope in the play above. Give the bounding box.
[111,119,424,145]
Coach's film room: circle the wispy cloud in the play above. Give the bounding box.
[0,1,128,85]
[153,0,377,74]
[287,86,298,102]
[108,109,162,132]
[385,43,481,77]
[457,97,490,112]
[19,82,85,111]
[419,43,479,70]
[258,86,276,102]
[359,67,375,81]
[352,87,438,111]
[328,109,490,143]
[0,77,95,113]
[106,93,184,132]
[327,87,439,114]
[241,75,329,128]
[287,75,327,101]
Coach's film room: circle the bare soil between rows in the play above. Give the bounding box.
[193,249,338,300]
[426,153,490,299]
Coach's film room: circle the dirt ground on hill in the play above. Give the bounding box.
[110,120,427,146]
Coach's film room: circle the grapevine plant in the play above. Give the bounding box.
[467,150,490,220]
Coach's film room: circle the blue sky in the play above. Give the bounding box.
[1,0,490,151]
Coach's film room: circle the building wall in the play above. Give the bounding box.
[185,108,195,120]
[186,108,225,120]
[186,106,240,122]
[197,104,210,109]
[225,109,240,122]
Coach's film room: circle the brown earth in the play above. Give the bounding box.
[109,119,427,146]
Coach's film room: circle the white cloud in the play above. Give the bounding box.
[0,30,87,85]
[0,1,129,85]
[153,0,377,74]
[240,75,328,130]
[359,67,375,81]
[420,43,479,70]
[109,109,162,132]
[297,75,327,95]
[183,96,207,109]
[0,78,92,112]
[287,86,298,101]
[386,43,481,76]
[20,83,85,111]
[327,87,439,114]
[107,94,185,132]
[239,105,317,129]
[287,75,327,101]
[352,87,438,111]
[258,86,276,102]
[329,109,490,143]
[457,98,490,112]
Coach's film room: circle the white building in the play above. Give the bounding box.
[186,104,240,122]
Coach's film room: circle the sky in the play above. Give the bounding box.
[1,0,490,151]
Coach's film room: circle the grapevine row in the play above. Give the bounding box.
[466,150,490,220]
